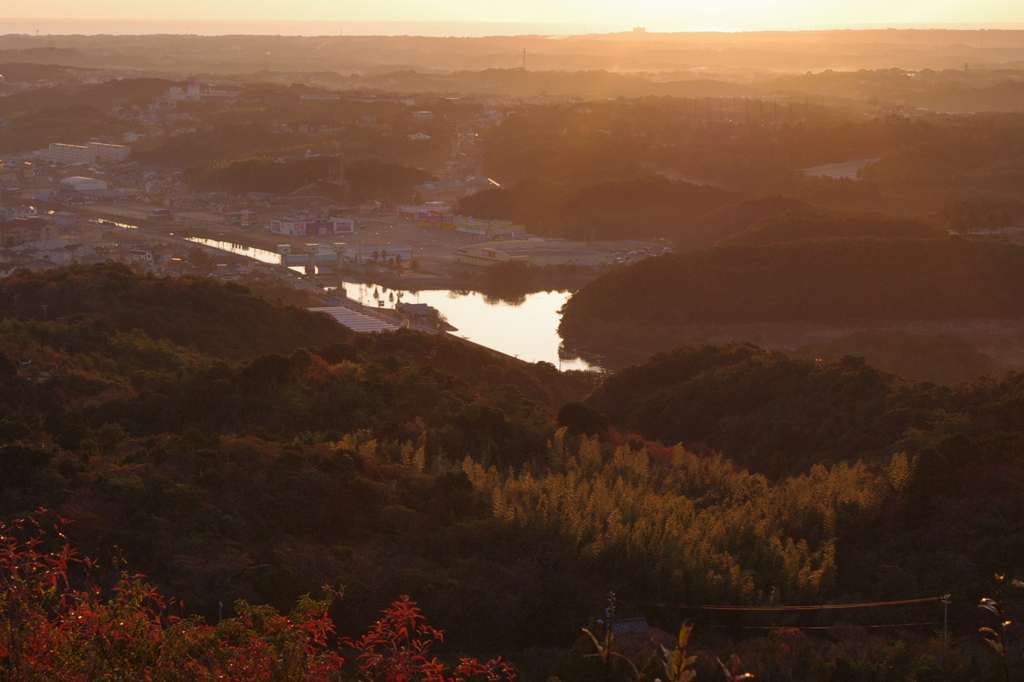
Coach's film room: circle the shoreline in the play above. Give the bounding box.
[181,227,605,296]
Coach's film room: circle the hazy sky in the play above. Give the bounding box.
[5,0,1024,31]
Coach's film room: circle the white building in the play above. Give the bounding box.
[48,144,93,165]
[60,177,108,192]
[88,142,131,163]
[48,142,130,165]
[129,249,153,264]
[169,78,203,101]
[300,93,341,102]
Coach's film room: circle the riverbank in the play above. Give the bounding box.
[182,227,605,296]
[30,205,599,369]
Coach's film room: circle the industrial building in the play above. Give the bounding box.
[270,217,355,237]
[60,177,108,192]
[344,242,413,264]
[417,211,524,238]
[452,240,615,267]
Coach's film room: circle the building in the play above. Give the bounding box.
[452,240,614,267]
[0,162,33,183]
[271,218,312,236]
[416,212,523,237]
[344,242,412,264]
[417,209,453,228]
[454,218,520,238]
[451,215,523,238]
[129,249,153,264]
[270,217,354,237]
[48,144,93,165]
[88,142,131,164]
[300,93,341,102]
[60,177,108,192]
[412,111,434,121]
[0,219,56,247]
[48,142,130,165]
[1,205,35,221]
[53,212,80,229]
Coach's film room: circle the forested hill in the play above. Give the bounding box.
[586,343,1024,475]
[0,264,589,407]
[0,264,592,643]
[0,263,347,360]
[7,265,1024,675]
[715,209,943,246]
[559,237,1024,344]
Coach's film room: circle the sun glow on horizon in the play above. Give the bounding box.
[3,0,1024,31]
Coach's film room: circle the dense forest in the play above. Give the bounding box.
[789,330,1006,384]
[3,265,1024,681]
[466,103,1024,223]
[558,237,1024,361]
[455,178,743,242]
[183,157,433,204]
[585,342,1022,474]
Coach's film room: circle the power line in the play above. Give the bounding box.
[619,596,943,611]
[701,622,939,631]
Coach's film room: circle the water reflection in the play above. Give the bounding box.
[184,237,598,371]
[337,282,598,371]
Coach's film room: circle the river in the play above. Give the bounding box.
[186,237,599,371]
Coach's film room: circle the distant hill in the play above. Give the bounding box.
[716,209,943,247]
[676,195,810,251]
[585,342,1024,475]
[183,157,433,202]
[789,330,1006,384]
[455,178,744,241]
[559,238,1024,354]
[0,263,346,360]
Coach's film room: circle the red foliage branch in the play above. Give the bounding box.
[350,595,515,682]
[0,511,515,682]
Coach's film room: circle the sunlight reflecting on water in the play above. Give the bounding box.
[185,237,597,371]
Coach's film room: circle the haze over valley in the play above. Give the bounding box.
[4,9,1024,681]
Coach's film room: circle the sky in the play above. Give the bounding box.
[3,0,1024,32]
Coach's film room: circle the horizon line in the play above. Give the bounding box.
[3,18,1024,38]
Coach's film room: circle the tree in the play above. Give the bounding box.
[0,512,345,680]
[350,595,515,682]
[188,246,212,269]
[0,512,517,682]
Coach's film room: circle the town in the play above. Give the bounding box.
[0,74,668,311]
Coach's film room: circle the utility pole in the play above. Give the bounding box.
[942,594,951,664]
[522,48,526,70]
[604,591,617,682]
